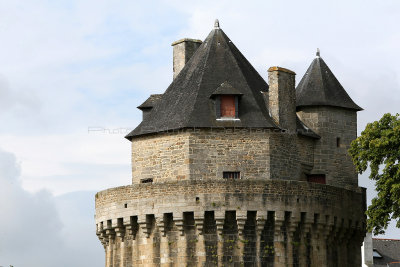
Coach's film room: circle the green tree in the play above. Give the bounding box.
[349,113,400,235]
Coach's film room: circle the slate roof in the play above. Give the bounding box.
[126,22,277,139]
[137,94,163,110]
[211,81,243,96]
[296,116,320,139]
[296,52,362,111]
[373,238,400,267]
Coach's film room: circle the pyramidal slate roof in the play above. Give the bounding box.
[126,21,277,140]
[296,50,362,111]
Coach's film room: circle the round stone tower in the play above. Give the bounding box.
[95,21,366,267]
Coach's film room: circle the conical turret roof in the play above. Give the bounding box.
[296,51,362,111]
[126,21,277,139]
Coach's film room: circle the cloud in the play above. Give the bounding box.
[0,148,104,267]
[0,148,63,266]
[0,133,131,195]
[54,191,104,267]
[0,74,41,116]
[0,1,180,136]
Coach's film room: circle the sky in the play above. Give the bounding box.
[0,1,399,266]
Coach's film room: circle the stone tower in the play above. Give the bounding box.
[295,50,363,189]
[95,21,366,267]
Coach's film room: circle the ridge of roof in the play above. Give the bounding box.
[126,24,277,140]
[296,54,362,111]
[185,30,214,127]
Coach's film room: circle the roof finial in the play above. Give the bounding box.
[214,19,220,29]
[316,48,320,58]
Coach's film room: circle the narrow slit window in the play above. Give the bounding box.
[223,171,240,179]
[140,178,153,184]
[336,137,341,147]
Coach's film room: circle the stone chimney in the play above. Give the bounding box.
[268,66,297,132]
[171,38,202,79]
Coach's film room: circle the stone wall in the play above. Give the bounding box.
[188,128,271,180]
[269,131,300,180]
[297,106,358,188]
[131,131,190,184]
[95,180,366,267]
[132,128,318,184]
[296,135,315,179]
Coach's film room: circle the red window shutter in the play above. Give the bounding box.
[220,95,236,117]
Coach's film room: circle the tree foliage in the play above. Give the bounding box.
[349,113,400,235]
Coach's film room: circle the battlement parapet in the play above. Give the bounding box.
[95,179,365,226]
[95,180,365,266]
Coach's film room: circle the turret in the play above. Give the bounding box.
[296,49,362,188]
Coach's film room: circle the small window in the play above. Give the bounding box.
[336,137,341,147]
[223,171,240,179]
[307,174,326,184]
[140,178,153,184]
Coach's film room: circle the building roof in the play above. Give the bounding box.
[210,81,243,96]
[296,50,362,111]
[126,21,277,139]
[296,116,320,139]
[373,238,400,267]
[137,94,163,110]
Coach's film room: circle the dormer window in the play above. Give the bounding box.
[137,94,163,120]
[211,81,242,120]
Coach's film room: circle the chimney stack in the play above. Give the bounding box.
[171,38,202,79]
[268,66,297,132]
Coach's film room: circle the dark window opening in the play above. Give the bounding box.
[140,178,153,184]
[223,171,240,179]
[124,203,128,208]
[307,174,326,184]
[336,137,341,147]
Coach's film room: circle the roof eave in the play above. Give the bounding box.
[296,104,363,112]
